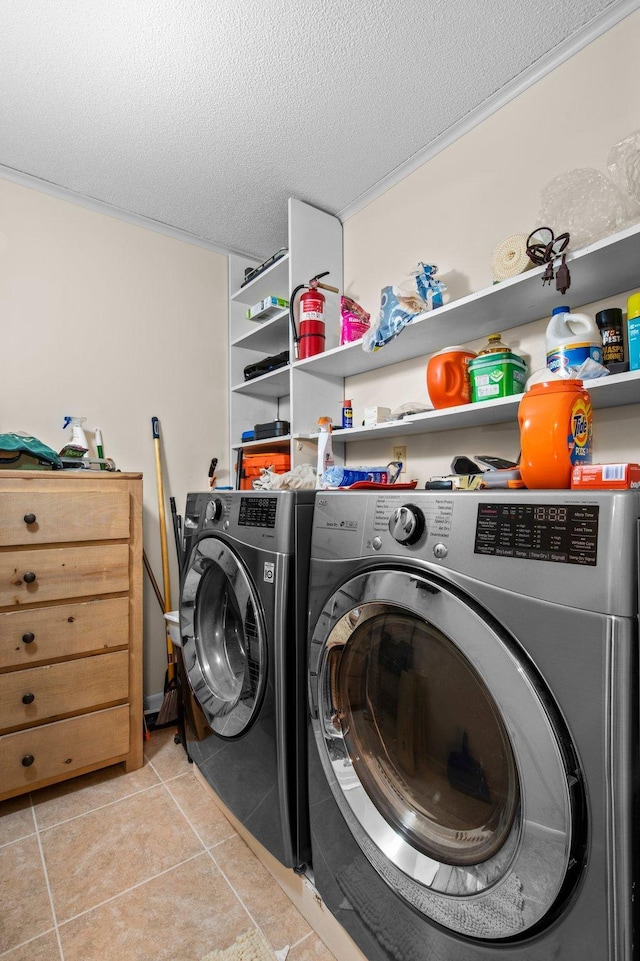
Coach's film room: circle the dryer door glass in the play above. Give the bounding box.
[181,537,265,737]
[334,609,518,866]
[311,568,582,939]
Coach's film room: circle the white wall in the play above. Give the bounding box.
[0,177,229,699]
[341,9,640,483]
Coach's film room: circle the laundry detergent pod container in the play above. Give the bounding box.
[426,346,476,409]
[518,379,593,489]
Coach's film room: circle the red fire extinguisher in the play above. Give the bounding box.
[289,271,339,360]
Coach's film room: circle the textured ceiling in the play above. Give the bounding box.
[0,0,635,258]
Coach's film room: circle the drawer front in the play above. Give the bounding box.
[0,597,130,669]
[0,544,130,607]
[0,650,129,732]
[0,491,130,547]
[0,705,130,796]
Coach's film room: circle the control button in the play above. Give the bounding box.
[223,520,230,531]
[433,543,448,559]
[371,536,382,551]
[205,499,223,524]
[389,505,426,545]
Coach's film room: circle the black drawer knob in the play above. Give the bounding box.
[23,513,36,525]
[22,632,35,644]
[21,754,35,767]
[23,572,37,584]
[22,693,35,705]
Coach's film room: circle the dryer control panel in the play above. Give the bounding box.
[474,502,599,566]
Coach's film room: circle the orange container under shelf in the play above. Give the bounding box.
[239,453,290,490]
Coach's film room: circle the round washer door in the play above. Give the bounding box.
[180,536,266,737]
[309,568,584,940]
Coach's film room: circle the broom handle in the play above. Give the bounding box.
[152,417,175,681]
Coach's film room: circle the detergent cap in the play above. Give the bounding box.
[627,292,640,321]
[551,305,571,315]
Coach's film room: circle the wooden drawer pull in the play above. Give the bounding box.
[21,754,35,767]
[22,693,35,705]
[23,572,37,584]
[23,513,37,525]
[22,632,35,644]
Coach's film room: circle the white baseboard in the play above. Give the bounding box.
[143,692,164,715]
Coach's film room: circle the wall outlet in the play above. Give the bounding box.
[393,446,407,473]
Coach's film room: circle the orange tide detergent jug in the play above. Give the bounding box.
[518,379,593,489]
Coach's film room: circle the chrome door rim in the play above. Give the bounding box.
[180,536,266,736]
[309,568,581,939]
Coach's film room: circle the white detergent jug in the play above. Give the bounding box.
[546,306,602,374]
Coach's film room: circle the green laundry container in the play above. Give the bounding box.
[468,351,527,402]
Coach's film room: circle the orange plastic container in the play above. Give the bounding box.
[518,379,593,489]
[426,347,477,409]
[240,453,290,490]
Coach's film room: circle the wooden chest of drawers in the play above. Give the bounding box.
[0,470,143,800]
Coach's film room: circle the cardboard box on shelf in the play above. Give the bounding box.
[363,406,391,427]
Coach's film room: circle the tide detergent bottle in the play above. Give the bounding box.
[546,306,602,374]
[518,379,593,489]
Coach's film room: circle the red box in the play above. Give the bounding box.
[571,463,640,490]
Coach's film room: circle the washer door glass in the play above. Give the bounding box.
[181,537,265,737]
[311,569,583,940]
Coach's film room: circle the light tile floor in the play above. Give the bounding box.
[0,726,336,961]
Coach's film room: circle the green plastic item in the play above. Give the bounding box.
[0,433,63,470]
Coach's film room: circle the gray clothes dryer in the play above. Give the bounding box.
[307,490,639,960]
[180,489,314,869]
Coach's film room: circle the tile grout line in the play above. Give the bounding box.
[205,841,292,953]
[31,779,168,833]
[30,792,65,961]
[55,849,208,928]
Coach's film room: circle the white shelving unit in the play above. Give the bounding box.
[229,216,640,477]
[228,198,344,473]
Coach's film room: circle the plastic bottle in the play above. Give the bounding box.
[477,332,511,354]
[546,306,602,373]
[63,416,89,453]
[626,292,640,370]
[321,466,391,488]
[342,399,353,430]
[518,379,593,489]
[316,416,334,487]
[595,307,628,372]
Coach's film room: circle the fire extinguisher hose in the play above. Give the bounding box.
[289,283,307,359]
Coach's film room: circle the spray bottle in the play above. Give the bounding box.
[63,416,89,456]
[316,416,334,487]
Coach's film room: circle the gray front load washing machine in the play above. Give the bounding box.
[180,489,314,869]
[307,490,640,960]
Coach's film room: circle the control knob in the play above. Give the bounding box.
[389,504,425,545]
[206,498,223,524]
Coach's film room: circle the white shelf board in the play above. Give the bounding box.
[230,254,290,305]
[232,366,290,398]
[232,435,291,451]
[294,369,640,443]
[231,310,290,353]
[295,222,640,378]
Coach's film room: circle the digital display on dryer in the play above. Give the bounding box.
[474,503,599,565]
[238,496,277,528]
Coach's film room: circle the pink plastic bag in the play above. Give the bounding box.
[340,296,370,345]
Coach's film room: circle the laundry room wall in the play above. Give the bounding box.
[341,8,640,482]
[0,175,229,701]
